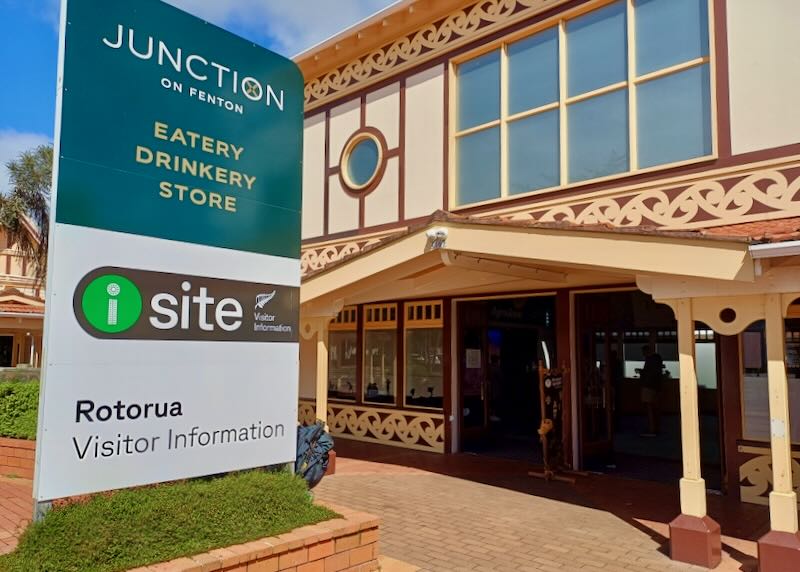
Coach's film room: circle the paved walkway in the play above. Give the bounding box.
[0,476,32,554]
[0,444,765,571]
[314,442,763,572]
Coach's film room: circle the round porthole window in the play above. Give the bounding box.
[340,130,386,194]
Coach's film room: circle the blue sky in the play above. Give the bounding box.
[0,0,394,192]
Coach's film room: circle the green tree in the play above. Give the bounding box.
[2,145,52,279]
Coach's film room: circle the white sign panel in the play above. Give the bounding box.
[34,0,303,501]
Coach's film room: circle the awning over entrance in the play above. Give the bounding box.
[301,212,756,313]
[299,213,800,568]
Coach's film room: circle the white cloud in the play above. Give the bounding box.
[43,0,60,30]
[164,0,396,56]
[0,130,52,195]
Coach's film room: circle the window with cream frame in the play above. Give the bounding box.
[328,307,358,402]
[741,312,800,443]
[452,0,714,207]
[404,301,444,409]
[363,303,398,405]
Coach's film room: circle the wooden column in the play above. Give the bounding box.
[314,318,331,428]
[677,299,705,516]
[669,298,722,568]
[758,294,800,571]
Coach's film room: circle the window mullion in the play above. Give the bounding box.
[500,44,509,198]
[558,19,567,186]
[627,0,638,171]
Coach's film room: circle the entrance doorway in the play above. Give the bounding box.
[0,337,13,367]
[458,296,556,461]
[576,291,722,487]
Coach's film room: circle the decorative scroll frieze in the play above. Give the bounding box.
[302,162,800,276]
[298,400,445,453]
[301,233,400,276]
[738,445,800,505]
[298,401,316,426]
[305,0,564,109]
[503,166,800,230]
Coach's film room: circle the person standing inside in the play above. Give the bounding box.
[639,345,664,436]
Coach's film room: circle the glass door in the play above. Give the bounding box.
[579,329,618,467]
[461,326,489,446]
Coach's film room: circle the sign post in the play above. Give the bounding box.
[34,0,303,505]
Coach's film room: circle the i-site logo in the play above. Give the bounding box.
[74,268,299,342]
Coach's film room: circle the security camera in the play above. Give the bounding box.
[426,228,448,240]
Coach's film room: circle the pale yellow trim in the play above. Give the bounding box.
[500,44,510,201]
[675,298,707,517]
[565,81,627,106]
[340,131,385,191]
[558,20,568,187]
[452,291,558,303]
[363,302,399,404]
[634,56,710,86]
[302,222,754,309]
[405,300,444,328]
[448,60,458,210]
[507,101,560,124]
[446,0,616,68]
[626,0,638,171]
[739,444,771,455]
[403,300,445,409]
[330,306,358,331]
[321,432,443,453]
[450,153,718,212]
[303,228,403,250]
[707,0,719,160]
[298,399,446,453]
[363,302,398,329]
[766,293,799,532]
[454,119,501,138]
[481,155,800,227]
[448,0,718,210]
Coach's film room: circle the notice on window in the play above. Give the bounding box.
[466,349,482,369]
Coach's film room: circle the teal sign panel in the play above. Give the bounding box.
[56,0,303,259]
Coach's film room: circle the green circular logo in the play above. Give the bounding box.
[81,274,143,334]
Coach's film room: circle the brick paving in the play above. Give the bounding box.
[315,442,763,572]
[0,443,765,571]
[0,476,32,554]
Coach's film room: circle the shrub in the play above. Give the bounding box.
[0,470,337,572]
[0,382,38,440]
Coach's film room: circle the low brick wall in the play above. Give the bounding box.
[0,438,35,479]
[129,505,380,572]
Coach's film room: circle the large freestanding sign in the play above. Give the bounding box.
[34,0,303,501]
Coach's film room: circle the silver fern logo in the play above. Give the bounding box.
[255,291,276,309]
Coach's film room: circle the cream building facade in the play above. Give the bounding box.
[295,0,800,568]
[0,225,44,372]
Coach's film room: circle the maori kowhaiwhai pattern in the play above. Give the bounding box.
[508,168,800,229]
[298,400,445,453]
[305,0,561,108]
[301,236,394,275]
[739,449,800,506]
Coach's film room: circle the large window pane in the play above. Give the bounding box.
[635,0,709,76]
[364,330,397,405]
[456,127,501,205]
[328,331,357,401]
[637,65,711,169]
[509,110,560,194]
[406,329,444,409]
[567,1,627,97]
[508,28,559,115]
[457,50,501,130]
[742,320,800,442]
[568,89,629,182]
